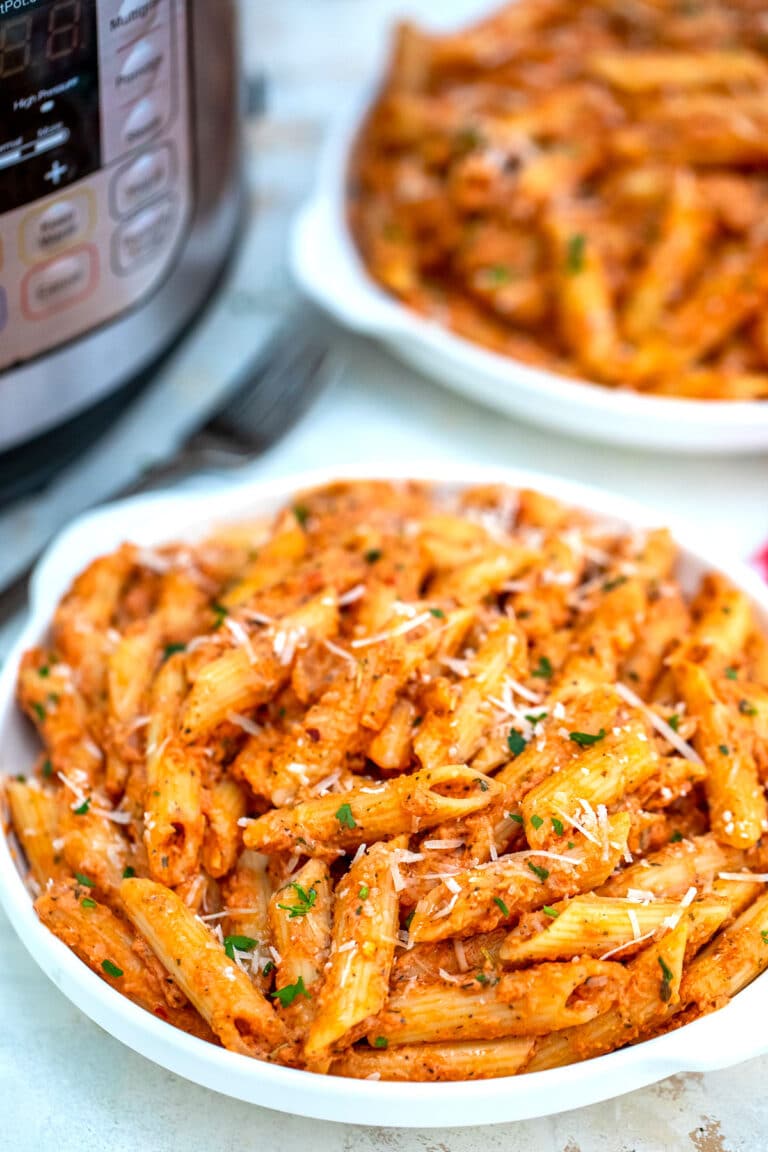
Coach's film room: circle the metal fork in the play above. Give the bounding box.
[0,308,336,625]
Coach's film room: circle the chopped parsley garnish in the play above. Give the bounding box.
[475,972,490,985]
[335,803,356,830]
[507,728,527,757]
[75,873,95,888]
[81,898,97,909]
[493,896,510,918]
[365,549,382,564]
[42,758,53,778]
[373,1036,389,1049]
[293,504,310,527]
[669,830,684,843]
[31,702,46,723]
[277,882,318,919]
[211,602,228,629]
[122,866,136,879]
[478,779,489,792]
[551,817,564,837]
[530,814,543,830]
[162,643,187,661]
[509,812,524,825]
[455,125,483,154]
[739,699,758,717]
[602,575,628,592]
[718,744,730,756]
[262,960,275,976]
[725,666,738,680]
[404,910,415,931]
[532,656,553,680]
[38,665,50,678]
[224,934,257,960]
[525,712,548,724]
[668,714,680,732]
[569,728,606,747]
[527,861,549,881]
[271,976,310,1007]
[761,930,768,946]
[658,955,674,1002]
[566,233,586,275]
[73,798,91,816]
[429,607,445,618]
[485,264,512,285]
[359,884,369,900]
[542,905,559,919]
[101,960,123,979]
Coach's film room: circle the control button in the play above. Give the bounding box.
[22,246,98,319]
[112,195,177,275]
[0,288,6,333]
[116,35,165,102]
[122,95,167,150]
[44,160,69,187]
[111,143,175,218]
[110,0,164,37]
[21,191,95,263]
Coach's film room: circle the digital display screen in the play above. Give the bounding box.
[0,0,100,212]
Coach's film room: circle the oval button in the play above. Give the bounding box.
[113,0,164,36]
[21,190,94,263]
[111,144,174,218]
[121,94,167,149]
[113,195,177,275]
[22,246,98,319]
[116,36,165,101]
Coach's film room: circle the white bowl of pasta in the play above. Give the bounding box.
[291,1,768,454]
[3,462,768,1128]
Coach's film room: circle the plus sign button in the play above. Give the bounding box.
[44,160,70,186]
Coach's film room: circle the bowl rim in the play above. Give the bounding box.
[289,83,768,443]
[2,459,768,1129]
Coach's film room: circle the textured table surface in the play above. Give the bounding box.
[3,2,768,1148]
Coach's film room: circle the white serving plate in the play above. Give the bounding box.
[290,93,768,454]
[2,462,768,1128]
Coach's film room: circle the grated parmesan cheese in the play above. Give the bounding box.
[615,681,703,765]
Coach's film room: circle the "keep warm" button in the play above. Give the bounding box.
[22,245,98,319]
[112,194,177,275]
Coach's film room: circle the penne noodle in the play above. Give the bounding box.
[331,1036,535,1081]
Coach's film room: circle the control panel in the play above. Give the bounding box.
[0,0,191,371]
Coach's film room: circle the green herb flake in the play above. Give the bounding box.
[224,934,257,960]
[277,882,318,919]
[73,798,91,816]
[271,976,310,1008]
[569,728,606,747]
[81,898,97,909]
[551,817,564,836]
[38,665,50,678]
[525,712,548,725]
[335,802,356,830]
[658,955,674,1002]
[669,830,684,843]
[739,699,758,717]
[718,744,730,756]
[725,666,738,680]
[163,642,187,662]
[404,910,415,931]
[478,779,489,792]
[475,971,490,985]
[668,714,680,732]
[429,607,445,618]
[507,728,527,757]
[359,884,369,900]
[211,602,228,630]
[262,960,275,976]
[373,1036,389,1049]
[543,905,559,919]
[761,930,768,946]
[530,814,544,830]
[493,896,510,918]
[42,758,53,778]
[365,549,382,564]
[122,866,136,879]
[31,702,46,723]
[293,504,310,527]
[526,860,549,881]
[566,233,586,274]
[101,959,124,979]
[75,873,95,888]
[532,656,553,680]
[509,812,524,825]
[603,575,628,592]
[485,264,512,285]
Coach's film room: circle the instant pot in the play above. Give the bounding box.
[0,0,242,495]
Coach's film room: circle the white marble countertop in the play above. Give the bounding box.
[3,2,768,1148]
